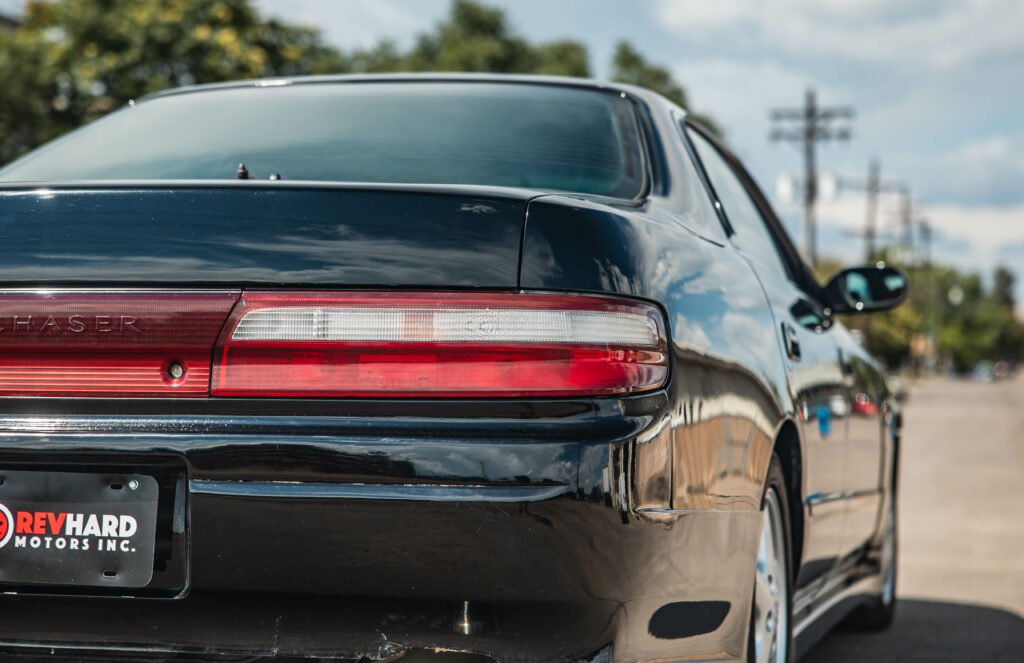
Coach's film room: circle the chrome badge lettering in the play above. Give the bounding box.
[0,315,143,334]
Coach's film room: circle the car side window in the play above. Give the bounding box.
[686,128,790,280]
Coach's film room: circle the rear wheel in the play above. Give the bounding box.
[748,455,793,663]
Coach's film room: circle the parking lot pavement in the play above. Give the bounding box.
[803,374,1024,662]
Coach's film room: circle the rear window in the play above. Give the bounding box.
[0,81,645,197]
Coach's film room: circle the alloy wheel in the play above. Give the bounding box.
[752,488,789,663]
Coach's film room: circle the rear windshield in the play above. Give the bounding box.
[0,81,645,197]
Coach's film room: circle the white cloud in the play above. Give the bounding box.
[925,202,1024,257]
[926,135,1024,206]
[673,59,820,120]
[654,0,1024,69]
[672,313,712,348]
[810,193,1024,278]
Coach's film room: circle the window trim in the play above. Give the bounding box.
[621,96,658,205]
[682,119,825,302]
[673,113,735,238]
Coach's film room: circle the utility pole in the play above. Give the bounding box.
[919,219,937,371]
[899,193,914,263]
[919,220,932,267]
[770,88,855,267]
[875,181,914,264]
[864,159,880,263]
[817,168,912,265]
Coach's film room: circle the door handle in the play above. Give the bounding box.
[781,322,802,362]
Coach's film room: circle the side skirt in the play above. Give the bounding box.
[792,561,882,659]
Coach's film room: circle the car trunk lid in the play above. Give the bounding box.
[0,184,533,397]
[0,183,530,286]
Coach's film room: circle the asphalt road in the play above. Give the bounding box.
[803,374,1024,662]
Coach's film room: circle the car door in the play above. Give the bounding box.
[684,124,849,589]
[833,324,887,561]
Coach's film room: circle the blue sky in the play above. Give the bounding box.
[2,0,1021,297]
[252,0,1024,298]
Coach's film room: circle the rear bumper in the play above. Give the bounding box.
[0,396,757,662]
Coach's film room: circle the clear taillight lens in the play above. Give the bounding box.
[212,292,668,397]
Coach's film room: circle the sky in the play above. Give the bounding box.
[250,0,1024,301]
[1,0,1020,299]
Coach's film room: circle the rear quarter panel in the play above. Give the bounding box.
[521,194,793,660]
[522,195,792,510]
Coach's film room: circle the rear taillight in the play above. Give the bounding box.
[212,292,668,397]
[0,291,239,397]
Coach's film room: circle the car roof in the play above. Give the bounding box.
[141,72,677,112]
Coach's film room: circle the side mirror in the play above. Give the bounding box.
[824,265,908,314]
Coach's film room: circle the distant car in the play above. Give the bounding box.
[0,74,907,663]
[829,393,851,417]
[972,361,996,382]
[852,393,879,416]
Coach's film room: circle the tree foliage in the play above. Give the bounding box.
[406,0,589,76]
[339,0,589,76]
[993,266,1015,310]
[340,1,589,77]
[0,0,343,164]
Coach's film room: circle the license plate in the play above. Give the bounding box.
[0,470,158,588]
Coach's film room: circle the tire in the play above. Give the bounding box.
[748,454,794,663]
[844,471,898,631]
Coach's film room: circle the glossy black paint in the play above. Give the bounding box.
[0,74,900,663]
[0,183,531,286]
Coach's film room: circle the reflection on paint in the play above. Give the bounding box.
[817,405,832,436]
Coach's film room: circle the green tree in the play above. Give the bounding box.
[610,41,722,137]
[344,0,589,77]
[862,299,922,368]
[0,0,343,164]
[993,265,1015,310]
[0,26,53,164]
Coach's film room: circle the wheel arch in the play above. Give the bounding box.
[772,418,805,575]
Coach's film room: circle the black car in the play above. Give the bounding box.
[0,74,905,663]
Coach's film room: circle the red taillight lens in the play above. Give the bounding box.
[0,291,239,397]
[212,292,668,397]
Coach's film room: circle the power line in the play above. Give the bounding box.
[769,88,855,267]
[823,166,915,264]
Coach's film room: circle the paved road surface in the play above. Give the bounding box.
[803,374,1024,662]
